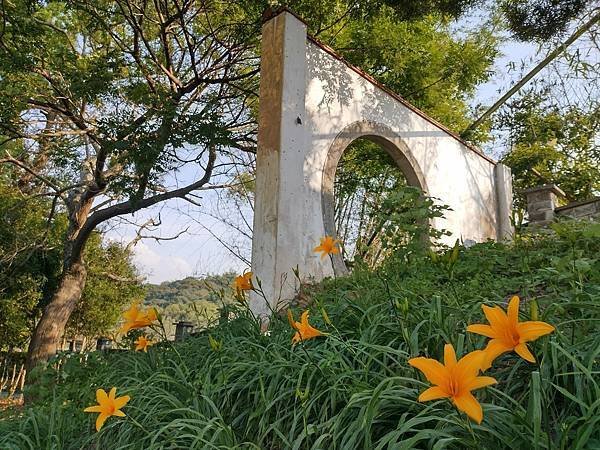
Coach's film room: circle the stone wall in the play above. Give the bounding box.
[556,198,600,220]
[524,184,600,224]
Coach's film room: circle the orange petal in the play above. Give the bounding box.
[481,338,513,371]
[95,412,109,432]
[96,389,109,405]
[84,405,103,413]
[300,311,310,327]
[145,308,157,322]
[303,326,323,340]
[113,395,130,410]
[466,324,498,339]
[287,310,297,330]
[517,321,554,342]
[466,376,497,391]
[454,350,485,381]
[455,350,485,377]
[482,304,508,329]
[444,344,457,369]
[507,296,520,324]
[514,343,536,363]
[418,386,450,402]
[453,392,483,424]
[291,331,301,344]
[108,387,117,401]
[408,357,450,387]
[122,304,139,321]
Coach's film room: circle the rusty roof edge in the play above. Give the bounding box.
[304,34,497,165]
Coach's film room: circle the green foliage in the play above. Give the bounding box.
[142,274,237,338]
[354,0,481,21]
[370,187,449,251]
[334,139,450,267]
[0,182,64,349]
[335,139,402,202]
[353,186,450,267]
[145,274,236,308]
[499,0,594,41]
[0,179,142,349]
[67,237,145,341]
[334,139,408,262]
[1,220,599,449]
[328,6,498,138]
[1,0,500,355]
[499,91,600,208]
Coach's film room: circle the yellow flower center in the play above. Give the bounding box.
[448,377,460,397]
[506,325,520,346]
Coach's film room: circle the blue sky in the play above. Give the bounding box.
[106,31,541,285]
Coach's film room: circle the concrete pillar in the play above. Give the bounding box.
[250,11,309,318]
[524,184,566,224]
[494,163,514,240]
[174,321,194,341]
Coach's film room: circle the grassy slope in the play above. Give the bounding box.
[1,221,599,449]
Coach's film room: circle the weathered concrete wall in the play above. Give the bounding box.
[251,11,308,316]
[250,10,513,317]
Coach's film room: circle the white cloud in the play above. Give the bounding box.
[132,242,194,284]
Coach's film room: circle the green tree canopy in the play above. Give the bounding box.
[499,90,600,208]
[0,178,143,350]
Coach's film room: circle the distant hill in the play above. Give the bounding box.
[144,273,237,308]
[143,273,238,336]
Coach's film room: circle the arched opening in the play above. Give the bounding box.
[334,137,410,266]
[321,122,429,273]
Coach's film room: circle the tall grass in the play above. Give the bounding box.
[1,221,599,449]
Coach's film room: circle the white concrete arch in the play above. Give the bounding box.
[320,121,429,276]
[250,9,513,317]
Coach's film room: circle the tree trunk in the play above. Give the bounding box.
[25,259,87,373]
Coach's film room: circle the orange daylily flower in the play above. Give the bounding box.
[233,272,253,297]
[83,387,130,432]
[409,345,496,424]
[288,310,323,344]
[119,303,158,334]
[313,236,340,259]
[467,296,555,370]
[134,335,153,352]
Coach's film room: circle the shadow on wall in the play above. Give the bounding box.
[303,39,500,244]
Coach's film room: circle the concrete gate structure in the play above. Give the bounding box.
[250,9,513,317]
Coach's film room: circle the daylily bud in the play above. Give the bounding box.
[295,387,309,402]
[394,297,409,315]
[320,307,332,326]
[530,298,539,321]
[208,334,222,352]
